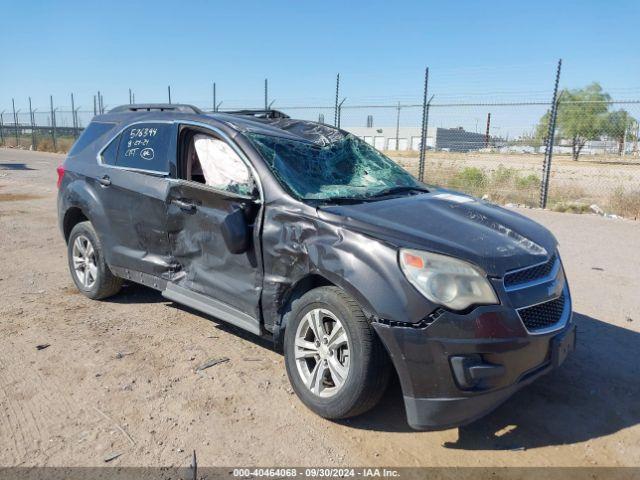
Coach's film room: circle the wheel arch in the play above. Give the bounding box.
[272,271,377,351]
[63,207,89,243]
[59,178,109,247]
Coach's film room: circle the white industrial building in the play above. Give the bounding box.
[346,126,488,152]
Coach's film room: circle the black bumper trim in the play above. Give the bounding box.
[403,323,576,430]
[404,363,551,430]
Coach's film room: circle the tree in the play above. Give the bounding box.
[534,110,551,146]
[605,109,637,155]
[535,82,611,161]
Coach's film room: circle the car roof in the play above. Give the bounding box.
[94,104,346,145]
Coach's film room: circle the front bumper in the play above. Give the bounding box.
[372,292,575,430]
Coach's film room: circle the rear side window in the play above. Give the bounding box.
[101,138,118,165]
[116,123,172,173]
[68,122,115,156]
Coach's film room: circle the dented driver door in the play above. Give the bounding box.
[165,181,262,326]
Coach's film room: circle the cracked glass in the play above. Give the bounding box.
[247,133,422,200]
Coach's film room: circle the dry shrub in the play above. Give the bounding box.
[549,202,591,214]
[36,137,74,153]
[607,188,640,220]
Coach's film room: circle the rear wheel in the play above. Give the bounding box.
[284,286,390,419]
[67,221,122,300]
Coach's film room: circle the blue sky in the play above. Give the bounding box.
[1,0,639,131]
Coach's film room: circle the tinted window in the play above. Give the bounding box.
[101,137,119,165]
[116,123,172,172]
[68,122,115,156]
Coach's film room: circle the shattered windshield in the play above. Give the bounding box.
[247,133,423,201]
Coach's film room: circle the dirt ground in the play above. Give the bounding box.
[390,151,640,208]
[1,148,639,467]
[391,150,640,188]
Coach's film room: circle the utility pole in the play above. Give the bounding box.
[168,86,172,104]
[212,82,216,112]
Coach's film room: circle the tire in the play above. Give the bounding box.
[283,286,391,420]
[67,221,123,300]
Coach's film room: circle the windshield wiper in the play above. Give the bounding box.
[321,196,372,204]
[367,185,430,199]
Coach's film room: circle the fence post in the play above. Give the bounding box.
[484,112,491,147]
[29,97,36,150]
[334,73,340,127]
[93,95,97,116]
[50,95,57,151]
[395,101,401,151]
[168,85,172,104]
[12,98,19,147]
[418,67,430,182]
[264,78,268,111]
[212,82,216,112]
[337,98,346,129]
[0,111,4,146]
[539,59,562,209]
[71,93,79,139]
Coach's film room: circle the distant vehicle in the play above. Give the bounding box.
[57,104,575,430]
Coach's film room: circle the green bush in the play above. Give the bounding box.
[516,174,540,190]
[451,167,487,195]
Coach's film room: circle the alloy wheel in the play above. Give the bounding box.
[72,235,98,289]
[294,308,350,398]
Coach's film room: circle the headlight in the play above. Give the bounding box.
[399,249,498,311]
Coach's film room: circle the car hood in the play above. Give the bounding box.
[316,191,557,277]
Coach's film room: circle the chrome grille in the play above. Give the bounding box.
[504,253,557,288]
[517,293,566,332]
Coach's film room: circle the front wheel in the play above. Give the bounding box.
[283,286,391,419]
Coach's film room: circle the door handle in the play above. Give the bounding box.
[97,175,111,187]
[171,198,197,212]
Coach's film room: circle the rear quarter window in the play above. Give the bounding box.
[68,122,116,157]
[116,123,172,173]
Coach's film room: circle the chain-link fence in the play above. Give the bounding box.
[1,69,639,219]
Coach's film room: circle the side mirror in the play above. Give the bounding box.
[221,208,250,254]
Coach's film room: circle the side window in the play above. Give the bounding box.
[101,137,118,165]
[116,123,172,173]
[69,122,115,156]
[182,131,256,196]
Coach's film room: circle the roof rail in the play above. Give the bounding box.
[225,109,290,119]
[109,104,203,114]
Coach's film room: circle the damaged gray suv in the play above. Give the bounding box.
[57,104,576,430]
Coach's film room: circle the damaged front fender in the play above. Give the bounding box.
[261,202,432,338]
